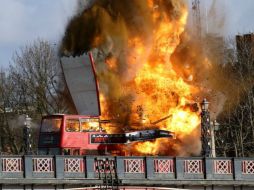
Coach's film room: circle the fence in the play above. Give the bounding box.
[0,155,253,181]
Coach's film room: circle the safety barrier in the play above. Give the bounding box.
[0,156,253,181]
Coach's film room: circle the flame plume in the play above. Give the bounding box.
[61,0,202,156]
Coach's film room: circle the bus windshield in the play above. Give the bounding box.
[41,118,62,132]
[81,118,100,131]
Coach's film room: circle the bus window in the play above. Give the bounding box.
[66,119,80,132]
[81,119,90,131]
[41,118,62,132]
[63,149,71,155]
[72,149,80,155]
[81,118,100,132]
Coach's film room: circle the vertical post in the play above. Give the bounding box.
[175,157,184,179]
[116,157,124,179]
[55,156,64,179]
[211,120,219,158]
[0,155,2,178]
[145,157,154,179]
[24,115,32,155]
[0,136,2,154]
[210,124,216,157]
[200,99,211,157]
[24,155,33,178]
[86,156,95,178]
[192,0,202,40]
[205,157,213,179]
[233,158,242,180]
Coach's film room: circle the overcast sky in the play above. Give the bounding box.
[1,0,254,68]
[0,0,77,68]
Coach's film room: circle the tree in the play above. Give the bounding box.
[0,39,73,154]
[0,70,22,154]
[9,39,69,115]
[216,35,254,157]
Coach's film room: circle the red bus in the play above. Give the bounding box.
[38,114,117,155]
[38,114,174,156]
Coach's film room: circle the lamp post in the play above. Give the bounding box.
[23,115,32,155]
[210,120,220,157]
[201,98,211,157]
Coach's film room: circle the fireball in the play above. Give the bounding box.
[61,0,223,156]
[95,0,201,156]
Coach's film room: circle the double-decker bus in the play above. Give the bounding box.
[38,114,115,155]
[38,114,174,156]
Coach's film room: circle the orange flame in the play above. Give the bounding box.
[98,0,201,156]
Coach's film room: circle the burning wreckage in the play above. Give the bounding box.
[38,53,175,156]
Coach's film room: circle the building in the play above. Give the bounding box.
[236,33,254,61]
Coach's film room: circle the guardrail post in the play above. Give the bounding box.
[0,156,2,178]
[86,156,95,178]
[175,157,184,179]
[116,156,124,179]
[145,156,154,179]
[205,157,213,179]
[55,156,64,179]
[234,158,242,180]
[24,155,33,178]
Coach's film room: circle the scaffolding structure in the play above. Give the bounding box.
[192,0,202,40]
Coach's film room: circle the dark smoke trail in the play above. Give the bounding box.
[60,0,183,56]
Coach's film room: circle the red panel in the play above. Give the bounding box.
[88,52,101,116]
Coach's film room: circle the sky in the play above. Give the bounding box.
[204,0,254,35]
[1,0,254,68]
[0,0,77,68]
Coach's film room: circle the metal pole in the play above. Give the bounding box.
[24,115,32,155]
[210,120,219,157]
[200,99,211,157]
[210,123,216,157]
[0,136,2,155]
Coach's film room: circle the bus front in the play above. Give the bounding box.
[38,115,63,155]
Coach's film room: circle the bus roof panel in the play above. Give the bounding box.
[61,53,100,116]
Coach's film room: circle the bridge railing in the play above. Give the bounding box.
[0,156,254,180]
